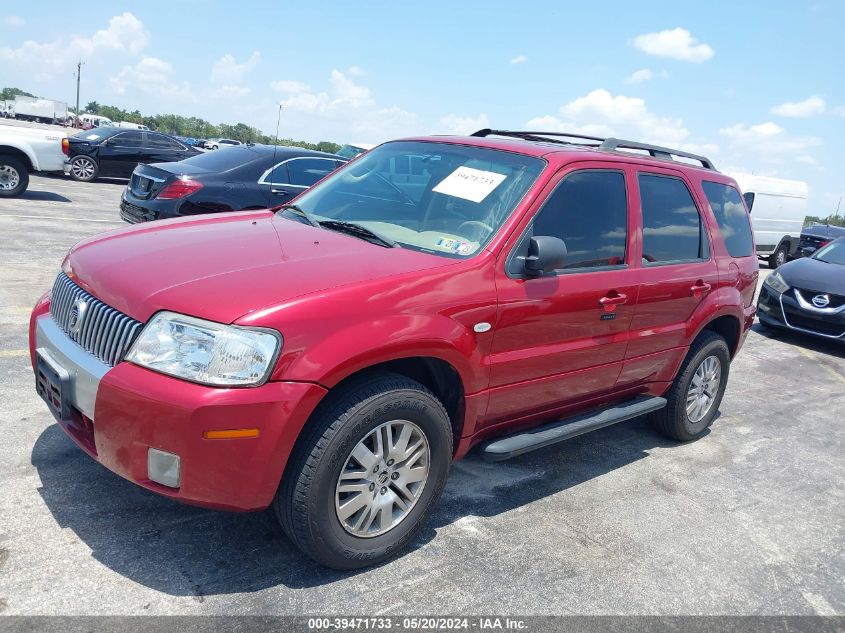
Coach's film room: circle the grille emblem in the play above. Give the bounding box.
[812,294,830,309]
[68,298,88,335]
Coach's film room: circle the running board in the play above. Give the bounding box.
[480,396,667,461]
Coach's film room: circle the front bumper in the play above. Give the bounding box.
[757,285,845,341]
[31,310,328,511]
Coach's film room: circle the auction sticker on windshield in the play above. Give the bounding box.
[432,166,507,203]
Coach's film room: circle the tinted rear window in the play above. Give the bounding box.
[702,181,754,257]
[180,146,264,171]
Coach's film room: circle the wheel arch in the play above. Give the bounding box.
[697,313,742,358]
[0,146,35,172]
[315,356,467,450]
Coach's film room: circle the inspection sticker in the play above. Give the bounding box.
[432,166,507,203]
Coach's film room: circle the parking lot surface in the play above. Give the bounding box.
[1,175,843,615]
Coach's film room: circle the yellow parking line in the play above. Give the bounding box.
[0,349,29,358]
[795,346,845,384]
[0,213,121,224]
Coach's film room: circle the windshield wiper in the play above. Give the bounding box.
[275,204,321,228]
[319,220,399,248]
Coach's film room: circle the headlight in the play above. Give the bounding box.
[764,271,790,294]
[126,312,281,386]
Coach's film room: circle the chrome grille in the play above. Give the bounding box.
[49,272,144,366]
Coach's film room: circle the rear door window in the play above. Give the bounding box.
[702,181,754,257]
[639,174,709,264]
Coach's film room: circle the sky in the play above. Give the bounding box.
[1,1,843,212]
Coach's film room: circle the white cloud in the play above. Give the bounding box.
[510,54,528,65]
[439,113,490,135]
[525,89,720,157]
[271,80,311,95]
[0,13,148,76]
[633,27,714,62]
[719,121,821,161]
[269,68,418,142]
[110,57,191,99]
[4,15,26,27]
[770,95,826,118]
[214,85,251,98]
[210,51,260,84]
[625,68,653,84]
[796,155,817,165]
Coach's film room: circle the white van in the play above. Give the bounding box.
[730,173,808,268]
[77,114,115,128]
[116,121,149,130]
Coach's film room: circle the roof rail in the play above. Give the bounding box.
[471,128,605,145]
[470,128,717,171]
[598,138,716,170]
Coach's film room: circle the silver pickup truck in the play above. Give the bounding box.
[0,123,67,197]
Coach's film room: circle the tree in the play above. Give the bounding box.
[85,101,100,113]
[1,87,36,100]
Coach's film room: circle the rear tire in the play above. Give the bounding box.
[274,371,453,570]
[768,244,788,269]
[69,156,98,182]
[650,331,730,442]
[0,155,28,197]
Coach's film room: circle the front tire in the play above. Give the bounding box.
[69,156,99,182]
[651,331,730,442]
[768,244,788,269]
[275,371,452,570]
[0,155,28,197]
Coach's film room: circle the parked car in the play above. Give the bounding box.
[798,223,845,257]
[758,236,845,342]
[120,144,346,223]
[0,122,68,196]
[29,130,757,569]
[206,138,242,150]
[729,172,808,268]
[65,127,200,182]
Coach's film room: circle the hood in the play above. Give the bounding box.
[65,211,451,324]
[779,256,845,295]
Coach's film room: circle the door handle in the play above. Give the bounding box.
[599,292,628,312]
[271,188,289,196]
[691,281,711,297]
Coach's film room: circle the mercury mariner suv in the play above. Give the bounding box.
[30,130,758,569]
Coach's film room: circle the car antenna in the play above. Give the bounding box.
[268,102,284,209]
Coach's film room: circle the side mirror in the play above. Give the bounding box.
[524,236,567,277]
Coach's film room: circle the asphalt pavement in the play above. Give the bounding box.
[0,175,843,615]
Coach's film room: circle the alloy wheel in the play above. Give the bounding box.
[686,355,722,424]
[71,158,96,180]
[335,420,430,538]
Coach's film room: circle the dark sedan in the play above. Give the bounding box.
[65,127,200,182]
[758,236,845,342]
[798,223,845,257]
[119,144,346,223]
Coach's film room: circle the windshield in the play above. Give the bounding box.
[74,128,114,141]
[813,240,845,265]
[287,141,545,258]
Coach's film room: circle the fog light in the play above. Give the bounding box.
[147,448,181,488]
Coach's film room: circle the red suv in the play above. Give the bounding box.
[30,130,758,569]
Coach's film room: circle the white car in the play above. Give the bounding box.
[206,138,242,150]
[0,123,67,197]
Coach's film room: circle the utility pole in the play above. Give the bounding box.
[74,61,83,128]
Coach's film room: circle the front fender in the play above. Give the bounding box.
[273,313,489,395]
